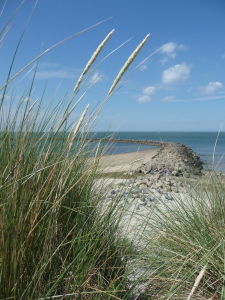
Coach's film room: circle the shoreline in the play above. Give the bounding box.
[98,139,203,177]
[87,133,225,173]
[99,148,160,173]
[97,147,223,180]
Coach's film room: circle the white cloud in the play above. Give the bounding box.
[139,64,147,71]
[164,96,175,101]
[162,64,190,84]
[161,42,187,56]
[143,86,156,95]
[137,85,156,103]
[35,61,79,80]
[36,70,75,79]
[39,61,60,69]
[200,82,223,95]
[177,44,188,51]
[162,95,225,102]
[160,42,187,64]
[161,42,177,57]
[88,71,108,84]
[138,95,151,103]
[89,72,102,83]
[160,57,169,65]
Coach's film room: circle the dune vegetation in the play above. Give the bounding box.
[140,173,225,299]
[1,2,225,300]
[0,3,150,299]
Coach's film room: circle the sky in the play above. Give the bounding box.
[0,0,225,132]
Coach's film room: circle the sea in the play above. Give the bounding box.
[90,132,225,172]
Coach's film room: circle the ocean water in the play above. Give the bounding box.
[90,132,225,172]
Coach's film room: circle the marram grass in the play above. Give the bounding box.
[141,172,225,299]
[0,3,151,299]
[4,3,225,300]
[108,34,150,95]
[73,29,115,93]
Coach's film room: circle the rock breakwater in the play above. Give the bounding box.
[86,138,203,176]
[137,142,203,176]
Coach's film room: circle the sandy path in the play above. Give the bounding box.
[98,148,159,173]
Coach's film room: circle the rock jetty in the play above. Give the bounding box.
[137,141,203,177]
[85,138,203,176]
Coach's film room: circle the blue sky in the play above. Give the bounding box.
[1,0,225,131]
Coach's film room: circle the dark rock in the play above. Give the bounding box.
[111,189,116,195]
[136,142,203,177]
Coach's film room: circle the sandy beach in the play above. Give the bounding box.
[98,148,159,173]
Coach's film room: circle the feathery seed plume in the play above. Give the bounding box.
[73,29,115,93]
[108,33,150,95]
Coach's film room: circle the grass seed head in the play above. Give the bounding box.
[73,29,115,93]
[108,33,150,95]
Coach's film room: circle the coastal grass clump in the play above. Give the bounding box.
[0,3,151,299]
[141,172,225,299]
[0,99,131,299]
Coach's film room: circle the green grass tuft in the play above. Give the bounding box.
[141,173,225,299]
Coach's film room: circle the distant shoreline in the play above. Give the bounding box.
[97,138,203,176]
[86,134,225,173]
[81,138,165,147]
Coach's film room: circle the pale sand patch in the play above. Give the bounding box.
[98,148,159,173]
[93,147,193,246]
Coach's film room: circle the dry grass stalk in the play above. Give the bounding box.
[108,33,150,95]
[187,265,207,300]
[0,24,10,46]
[73,29,115,93]
[65,104,90,153]
[24,98,39,121]
[73,104,89,136]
